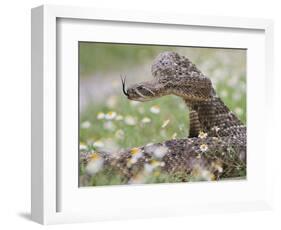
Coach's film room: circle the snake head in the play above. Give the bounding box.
[121,75,168,102]
[122,52,214,102]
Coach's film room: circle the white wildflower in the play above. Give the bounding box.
[79,143,87,151]
[124,116,137,126]
[211,126,220,132]
[150,105,160,114]
[85,153,104,175]
[92,140,104,148]
[96,112,105,120]
[200,144,208,152]
[161,119,170,128]
[172,132,177,139]
[105,111,117,120]
[198,131,208,139]
[127,148,143,167]
[141,117,151,124]
[81,121,91,129]
[153,146,169,159]
[130,147,143,158]
[145,144,168,159]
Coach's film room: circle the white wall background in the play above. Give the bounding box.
[0,0,280,229]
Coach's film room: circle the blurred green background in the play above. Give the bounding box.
[80,43,178,76]
[79,42,246,154]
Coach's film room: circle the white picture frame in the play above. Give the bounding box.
[31,5,274,225]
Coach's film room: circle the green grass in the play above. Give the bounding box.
[80,95,189,150]
[80,87,246,152]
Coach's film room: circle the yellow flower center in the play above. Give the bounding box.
[200,144,208,152]
[149,159,162,166]
[198,131,208,139]
[130,147,141,155]
[89,152,100,161]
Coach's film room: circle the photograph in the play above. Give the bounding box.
[25,2,278,226]
[78,42,247,187]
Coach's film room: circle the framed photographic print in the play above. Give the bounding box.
[31,5,274,224]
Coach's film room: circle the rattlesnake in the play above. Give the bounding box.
[80,52,246,185]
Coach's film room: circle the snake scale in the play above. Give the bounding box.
[80,52,246,185]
